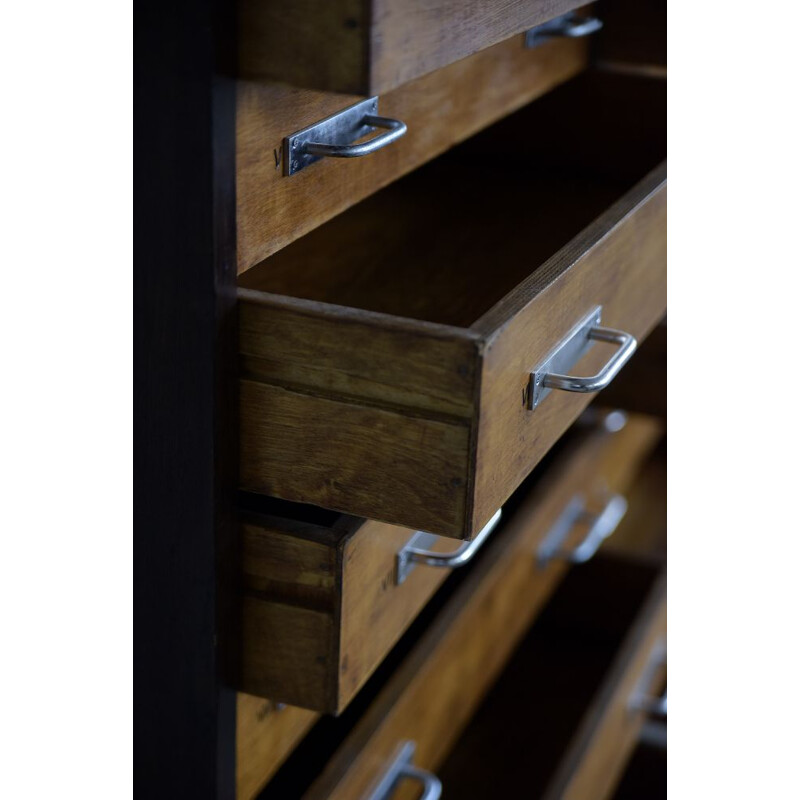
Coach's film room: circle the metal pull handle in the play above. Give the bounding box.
[629,639,668,719]
[285,97,407,175]
[537,494,627,568]
[363,741,442,800]
[396,508,502,585]
[304,116,407,159]
[528,307,637,410]
[543,327,637,394]
[525,12,603,48]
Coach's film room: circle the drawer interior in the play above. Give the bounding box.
[255,550,660,799]
[436,554,663,797]
[239,71,666,328]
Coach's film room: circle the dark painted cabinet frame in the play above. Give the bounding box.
[135,1,238,796]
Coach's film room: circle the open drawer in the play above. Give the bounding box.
[437,556,667,800]
[238,410,661,717]
[239,71,667,539]
[240,412,661,798]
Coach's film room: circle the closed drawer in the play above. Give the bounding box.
[239,498,458,713]
[236,695,317,800]
[238,32,590,270]
[437,556,667,800]
[239,0,593,95]
[256,411,660,800]
[239,71,667,539]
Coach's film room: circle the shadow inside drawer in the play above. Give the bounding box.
[239,71,666,329]
[436,554,661,798]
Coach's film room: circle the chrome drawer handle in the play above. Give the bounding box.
[284,97,407,175]
[303,116,407,159]
[537,494,627,568]
[543,327,637,394]
[525,12,604,48]
[629,639,668,719]
[363,741,442,800]
[396,508,502,585]
[528,306,637,410]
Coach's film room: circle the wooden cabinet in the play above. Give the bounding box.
[138,2,666,796]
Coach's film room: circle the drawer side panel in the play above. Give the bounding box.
[471,170,667,532]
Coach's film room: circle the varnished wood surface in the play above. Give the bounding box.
[435,557,666,800]
[237,33,589,271]
[236,696,318,800]
[240,504,457,713]
[238,0,588,95]
[285,415,660,800]
[544,577,667,800]
[239,72,667,538]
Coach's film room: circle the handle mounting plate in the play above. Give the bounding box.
[284,97,381,175]
[529,306,602,410]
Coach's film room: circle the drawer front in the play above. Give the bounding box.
[470,165,667,533]
[302,414,659,800]
[544,582,667,800]
[239,0,590,95]
[237,33,589,271]
[242,514,457,713]
[237,694,318,800]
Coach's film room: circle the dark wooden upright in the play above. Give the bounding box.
[135,0,238,796]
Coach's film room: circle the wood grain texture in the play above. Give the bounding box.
[239,73,667,538]
[236,695,318,800]
[238,293,480,416]
[543,579,667,800]
[238,0,369,94]
[470,166,667,533]
[241,510,457,712]
[236,33,589,271]
[301,416,658,800]
[238,0,588,94]
[240,380,473,535]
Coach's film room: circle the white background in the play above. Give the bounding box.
[1,1,798,796]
